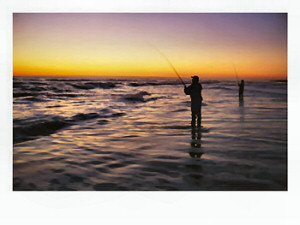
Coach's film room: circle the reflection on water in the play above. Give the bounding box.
[239,98,245,122]
[191,127,202,148]
[189,127,203,158]
[13,77,287,191]
[239,97,244,107]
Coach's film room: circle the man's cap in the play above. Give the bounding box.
[191,76,199,79]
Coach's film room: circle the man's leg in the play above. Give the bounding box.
[191,111,196,127]
[197,112,201,127]
[197,105,202,127]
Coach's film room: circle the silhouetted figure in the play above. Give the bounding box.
[238,80,245,100]
[184,76,203,127]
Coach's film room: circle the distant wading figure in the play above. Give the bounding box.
[238,80,245,99]
[184,76,203,127]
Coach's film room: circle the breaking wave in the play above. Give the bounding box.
[14,119,69,144]
[122,91,151,102]
[14,110,125,144]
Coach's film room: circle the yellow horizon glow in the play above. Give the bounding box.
[13,13,287,80]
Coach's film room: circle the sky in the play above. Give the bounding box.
[13,13,287,79]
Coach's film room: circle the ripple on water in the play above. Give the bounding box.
[51,169,65,173]
[141,166,180,178]
[95,167,109,173]
[154,155,181,160]
[65,173,85,183]
[13,79,287,191]
[101,156,116,161]
[107,163,125,169]
[86,160,104,165]
[112,151,135,158]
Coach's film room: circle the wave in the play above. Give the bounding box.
[200,80,221,84]
[14,93,80,101]
[246,87,287,97]
[23,96,49,102]
[28,87,47,92]
[49,86,73,93]
[172,108,188,112]
[14,110,126,144]
[127,80,221,87]
[71,82,117,90]
[71,83,95,90]
[273,80,287,83]
[122,91,151,102]
[55,93,80,98]
[47,78,91,82]
[13,81,26,88]
[69,110,125,122]
[87,82,117,89]
[46,105,62,108]
[69,112,101,121]
[13,119,69,144]
[14,86,48,99]
[14,92,38,98]
[206,86,235,91]
[128,81,180,87]
[14,82,47,91]
[28,81,48,85]
[111,112,126,117]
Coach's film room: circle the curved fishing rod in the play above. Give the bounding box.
[150,45,186,88]
[233,63,239,84]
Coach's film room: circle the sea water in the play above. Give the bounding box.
[13,77,287,190]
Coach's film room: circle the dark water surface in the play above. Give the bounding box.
[13,77,287,190]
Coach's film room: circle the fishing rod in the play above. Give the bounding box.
[233,63,239,84]
[151,45,186,88]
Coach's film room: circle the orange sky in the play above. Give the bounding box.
[13,13,287,80]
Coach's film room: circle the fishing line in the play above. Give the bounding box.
[150,45,186,87]
[232,63,239,83]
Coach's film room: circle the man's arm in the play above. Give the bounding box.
[199,84,203,102]
[184,86,191,95]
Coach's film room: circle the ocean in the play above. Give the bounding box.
[13,76,287,191]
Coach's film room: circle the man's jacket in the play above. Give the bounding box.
[184,83,203,112]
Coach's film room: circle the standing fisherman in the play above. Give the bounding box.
[238,80,245,99]
[151,46,203,126]
[184,76,203,127]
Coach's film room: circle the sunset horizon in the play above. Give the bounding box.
[13,13,287,80]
